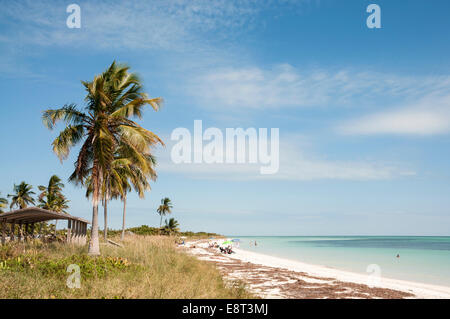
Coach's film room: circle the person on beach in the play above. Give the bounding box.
[396,254,400,258]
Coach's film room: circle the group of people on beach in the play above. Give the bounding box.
[208,242,234,254]
[219,246,234,254]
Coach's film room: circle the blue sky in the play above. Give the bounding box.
[1,0,450,235]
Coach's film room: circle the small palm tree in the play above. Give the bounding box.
[157,197,173,228]
[163,218,179,235]
[38,175,69,235]
[38,175,64,201]
[118,153,157,240]
[8,182,35,209]
[0,193,8,213]
[39,193,69,213]
[85,148,157,241]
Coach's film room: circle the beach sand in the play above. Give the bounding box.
[183,239,450,299]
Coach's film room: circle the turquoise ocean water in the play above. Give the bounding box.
[231,236,450,286]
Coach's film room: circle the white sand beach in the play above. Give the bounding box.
[184,239,450,299]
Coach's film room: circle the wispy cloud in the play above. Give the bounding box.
[337,95,450,136]
[156,135,414,181]
[188,64,450,109]
[0,0,309,52]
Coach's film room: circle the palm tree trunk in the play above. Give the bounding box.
[103,199,108,241]
[54,219,58,236]
[160,214,163,228]
[121,195,127,241]
[89,202,100,255]
[88,166,101,256]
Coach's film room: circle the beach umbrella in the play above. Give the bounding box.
[222,240,232,246]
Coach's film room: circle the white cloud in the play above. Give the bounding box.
[337,95,450,136]
[188,64,450,109]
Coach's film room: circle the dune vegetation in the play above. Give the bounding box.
[0,235,251,299]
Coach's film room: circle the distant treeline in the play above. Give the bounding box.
[97,225,222,238]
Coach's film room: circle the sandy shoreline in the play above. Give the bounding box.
[183,239,450,299]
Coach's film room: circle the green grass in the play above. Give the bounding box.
[0,236,252,299]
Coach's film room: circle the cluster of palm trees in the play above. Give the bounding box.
[0,178,68,234]
[37,176,69,234]
[157,197,173,227]
[42,61,163,255]
[157,197,179,235]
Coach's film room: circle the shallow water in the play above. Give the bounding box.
[231,236,450,286]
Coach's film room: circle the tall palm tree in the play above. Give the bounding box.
[38,175,68,235]
[42,61,163,255]
[0,193,8,213]
[157,197,173,228]
[8,182,35,209]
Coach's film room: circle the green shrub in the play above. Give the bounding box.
[0,253,133,279]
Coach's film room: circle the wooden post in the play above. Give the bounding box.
[67,220,72,244]
[78,221,83,245]
[39,222,43,239]
[10,221,15,242]
[30,223,35,239]
[84,223,87,245]
[24,223,29,242]
[78,221,82,244]
[1,219,6,245]
[18,222,22,241]
[72,220,76,244]
[82,223,86,245]
[74,221,79,245]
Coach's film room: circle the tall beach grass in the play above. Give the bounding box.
[0,236,251,299]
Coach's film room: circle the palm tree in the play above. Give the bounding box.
[157,197,173,228]
[38,175,64,199]
[8,182,35,209]
[163,218,179,235]
[38,175,68,235]
[119,153,157,240]
[85,147,157,241]
[39,193,69,213]
[42,61,163,255]
[0,193,8,213]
